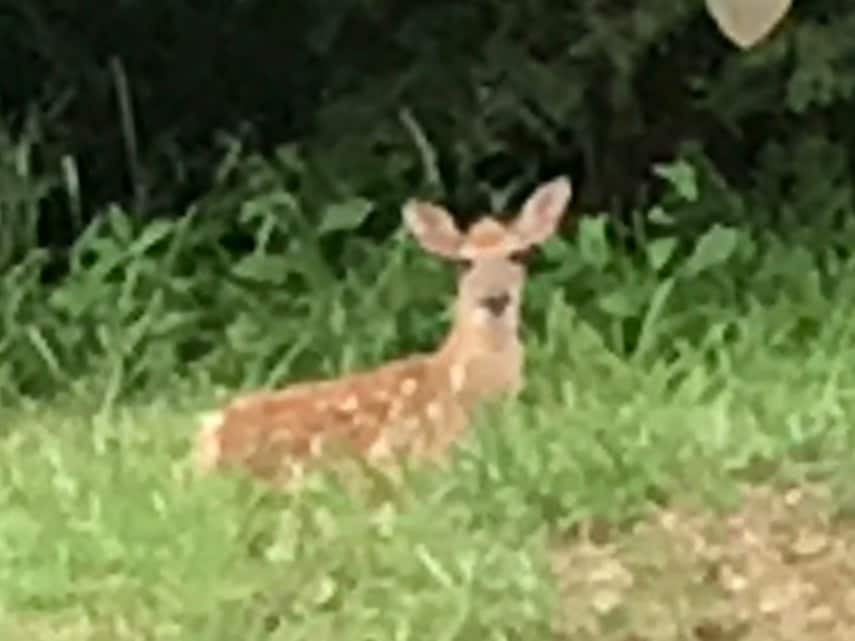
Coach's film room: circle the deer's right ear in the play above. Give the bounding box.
[403,200,464,259]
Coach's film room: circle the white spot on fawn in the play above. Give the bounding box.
[354,413,374,428]
[368,432,392,461]
[270,429,293,444]
[426,402,443,421]
[286,461,306,484]
[450,363,466,393]
[310,435,325,457]
[339,395,359,411]
[388,400,405,421]
[232,396,254,410]
[400,378,418,396]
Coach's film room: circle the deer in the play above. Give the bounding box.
[193,176,573,486]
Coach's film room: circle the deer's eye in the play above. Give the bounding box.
[455,258,474,271]
[509,249,532,264]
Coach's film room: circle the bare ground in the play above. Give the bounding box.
[552,484,855,640]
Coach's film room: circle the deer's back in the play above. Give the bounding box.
[196,353,467,480]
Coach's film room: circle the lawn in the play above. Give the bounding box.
[3,284,855,640]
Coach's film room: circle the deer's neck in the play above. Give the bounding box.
[433,321,523,409]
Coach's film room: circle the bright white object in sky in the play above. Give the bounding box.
[706,0,793,49]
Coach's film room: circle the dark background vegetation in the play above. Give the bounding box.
[6,1,855,235]
[1,0,855,403]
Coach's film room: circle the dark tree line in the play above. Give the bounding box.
[2,1,854,246]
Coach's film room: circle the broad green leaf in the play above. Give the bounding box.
[647,206,676,226]
[577,216,610,270]
[231,253,288,284]
[105,205,134,243]
[646,237,678,272]
[540,236,574,263]
[597,289,642,318]
[683,225,740,276]
[131,220,175,255]
[653,160,698,202]
[240,191,300,225]
[318,197,374,235]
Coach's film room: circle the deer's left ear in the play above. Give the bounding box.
[403,200,465,259]
[512,176,572,247]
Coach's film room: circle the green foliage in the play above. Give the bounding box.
[0,131,852,415]
[3,0,855,238]
[0,115,64,271]
[0,140,455,404]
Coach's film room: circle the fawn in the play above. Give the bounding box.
[193,176,572,484]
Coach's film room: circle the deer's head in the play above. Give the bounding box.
[403,177,572,349]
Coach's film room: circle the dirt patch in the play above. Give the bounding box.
[552,484,855,640]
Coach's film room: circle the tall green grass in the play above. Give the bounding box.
[4,282,855,639]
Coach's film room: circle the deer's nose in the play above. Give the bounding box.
[481,292,511,316]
